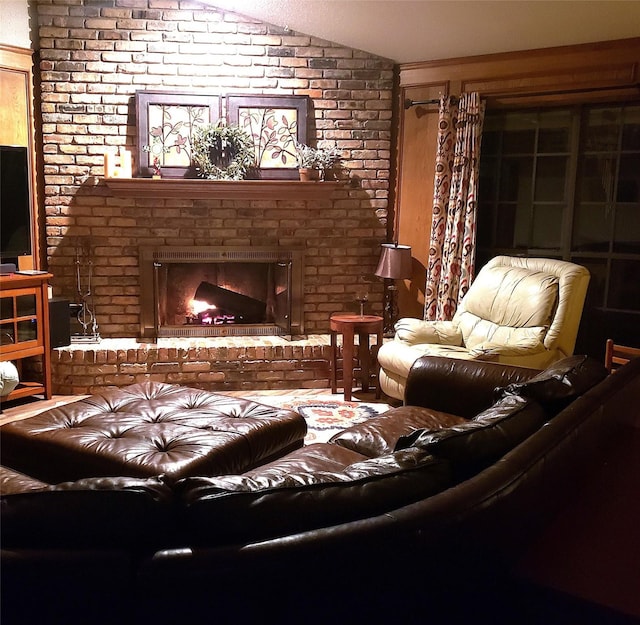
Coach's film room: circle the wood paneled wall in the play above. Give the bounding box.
[393,37,640,318]
[0,44,39,269]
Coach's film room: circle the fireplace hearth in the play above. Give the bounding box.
[139,246,305,339]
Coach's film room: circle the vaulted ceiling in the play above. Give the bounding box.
[205,1,640,64]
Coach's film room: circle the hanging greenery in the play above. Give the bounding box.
[192,123,255,180]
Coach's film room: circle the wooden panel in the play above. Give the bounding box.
[395,84,447,318]
[463,63,637,98]
[399,38,640,89]
[0,69,29,145]
[0,45,40,269]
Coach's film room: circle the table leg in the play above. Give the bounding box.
[359,331,371,392]
[375,327,382,399]
[342,325,354,401]
[330,329,337,394]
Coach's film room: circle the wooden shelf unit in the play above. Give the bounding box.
[104,177,343,200]
[1,273,53,402]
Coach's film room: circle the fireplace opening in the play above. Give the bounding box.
[189,280,267,326]
[139,247,305,338]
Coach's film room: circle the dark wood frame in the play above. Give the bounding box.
[226,94,310,179]
[135,91,221,179]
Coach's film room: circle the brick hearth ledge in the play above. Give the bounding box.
[50,336,383,396]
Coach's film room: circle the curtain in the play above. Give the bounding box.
[424,92,485,321]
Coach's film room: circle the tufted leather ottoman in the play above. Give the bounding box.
[0,382,307,484]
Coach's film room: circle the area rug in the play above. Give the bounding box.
[244,394,392,444]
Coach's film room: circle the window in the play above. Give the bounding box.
[477,104,640,357]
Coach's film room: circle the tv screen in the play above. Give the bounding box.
[1,145,33,263]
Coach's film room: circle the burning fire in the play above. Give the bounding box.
[190,299,216,316]
[188,298,235,325]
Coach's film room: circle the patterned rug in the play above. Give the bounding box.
[244,394,392,444]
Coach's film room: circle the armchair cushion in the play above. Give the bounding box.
[455,266,559,351]
[394,319,462,346]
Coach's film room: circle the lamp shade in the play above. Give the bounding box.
[375,243,412,280]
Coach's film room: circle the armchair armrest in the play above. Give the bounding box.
[394,318,462,346]
[404,356,539,419]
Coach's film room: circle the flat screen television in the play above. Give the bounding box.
[0,145,33,265]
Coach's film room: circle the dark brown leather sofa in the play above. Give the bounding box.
[2,354,638,625]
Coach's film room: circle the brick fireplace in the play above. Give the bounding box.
[36,0,394,393]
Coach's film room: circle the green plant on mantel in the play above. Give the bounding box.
[295,142,343,179]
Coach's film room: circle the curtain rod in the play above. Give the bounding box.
[404,95,459,109]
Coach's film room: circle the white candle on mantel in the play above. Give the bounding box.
[103,151,118,178]
[119,148,132,178]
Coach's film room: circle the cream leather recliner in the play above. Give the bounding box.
[378,256,591,400]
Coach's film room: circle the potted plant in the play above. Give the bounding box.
[295,142,320,181]
[295,143,344,181]
[315,145,343,181]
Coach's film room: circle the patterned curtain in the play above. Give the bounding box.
[424,92,485,321]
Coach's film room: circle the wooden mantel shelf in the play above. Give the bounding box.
[104,177,343,200]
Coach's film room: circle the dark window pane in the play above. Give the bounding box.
[16,294,36,317]
[481,131,500,156]
[479,157,497,201]
[621,106,640,150]
[500,158,532,201]
[613,204,640,254]
[496,203,517,248]
[0,297,13,320]
[538,110,572,153]
[572,203,611,252]
[531,204,563,248]
[0,323,15,346]
[577,156,615,203]
[616,155,640,203]
[16,319,37,342]
[609,259,640,310]
[535,156,567,201]
[477,203,493,248]
[583,108,620,152]
[503,130,535,154]
[514,203,531,248]
[576,257,607,309]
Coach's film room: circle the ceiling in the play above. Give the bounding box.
[204,0,640,64]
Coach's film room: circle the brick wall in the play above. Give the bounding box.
[36,0,394,337]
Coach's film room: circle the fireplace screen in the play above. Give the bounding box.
[139,247,304,338]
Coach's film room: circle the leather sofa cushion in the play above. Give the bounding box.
[328,406,467,457]
[176,443,451,545]
[1,476,173,549]
[0,381,306,483]
[395,396,548,477]
[496,355,609,415]
[0,465,49,494]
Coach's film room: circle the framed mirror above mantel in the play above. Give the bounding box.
[104,178,343,201]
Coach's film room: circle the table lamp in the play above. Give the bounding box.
[375,243,412,335]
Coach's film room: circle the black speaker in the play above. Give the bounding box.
[49,298,71,348]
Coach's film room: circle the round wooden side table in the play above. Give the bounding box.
[329,313,384,401]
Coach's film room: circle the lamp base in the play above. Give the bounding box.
[383,283,399,336]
